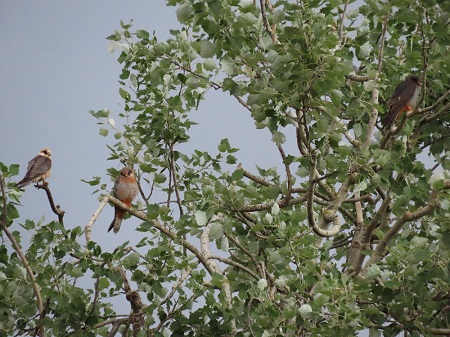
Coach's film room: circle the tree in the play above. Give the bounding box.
[1,0,449,336]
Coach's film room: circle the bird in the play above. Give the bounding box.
[16,148,52,188]
[108,167,138,233]
[382,75,421,129]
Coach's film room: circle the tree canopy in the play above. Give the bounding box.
[1,0,450,336]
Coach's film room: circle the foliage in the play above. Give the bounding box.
[1,0,450,336]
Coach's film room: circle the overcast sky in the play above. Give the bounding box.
[0,1,288,246]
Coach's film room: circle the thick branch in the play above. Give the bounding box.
[361,190,440,274]
[201,222,236,333]
[346,193,391,276]
[106,195,218,276]
[345,74,371,82]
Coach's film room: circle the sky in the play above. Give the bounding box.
[0,1,287,246]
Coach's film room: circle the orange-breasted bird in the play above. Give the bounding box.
[382,75,421,129]
[108,167,138,233]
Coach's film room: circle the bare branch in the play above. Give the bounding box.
[240,165,276,187]
[333,116,362,148]
[85,194,109,242]
[338,0,349,44]
[259,0,277,43]
[427,328,450,335]
[345,74,371,82]
[238,195,307,212]
[36,184,65,225]
[416,88,450,114]
[211,255,260,280]
[418,100,450,124]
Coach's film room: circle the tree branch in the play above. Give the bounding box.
[361,189,441,274]
[0,175,45,337]
[85,194,109,242]
[259,0,277,43]
[201,221,236,333]
[36,184,65,225]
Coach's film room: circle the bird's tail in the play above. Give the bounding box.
[15,179,30,188]
[108,208,125,233]
[381,110,396,129]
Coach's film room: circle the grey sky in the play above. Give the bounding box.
[0,1,284,245]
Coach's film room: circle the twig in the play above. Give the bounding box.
[36,184,65,225]
[225,233,264,277]
[0,175,45,337]
[85,195,109,242]
[238,195,308,212]
[211,255,260,280]
[240,166,276,187]
[416,89,450,114]
[417,100,450,124]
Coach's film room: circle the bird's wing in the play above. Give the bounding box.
[386,80,417,111]
[382,80,418,128]
[23,155,52,181]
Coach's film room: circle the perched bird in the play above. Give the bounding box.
[16,148,52,188]
[108,167,138,233]
[382,75,421,129]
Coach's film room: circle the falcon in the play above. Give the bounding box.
[16,148,52,188]
[108,167,138,233]
[382,75,421,129]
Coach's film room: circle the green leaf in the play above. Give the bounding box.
[209,222,224,240]
[259,36,273,50]
[195,210,207,227]
[218,138,231,152]
[122,252,140,268]
[119,88,130,100]
[98,277,110,291]
[99,127,108,137]
[8,164,19,176]
[176,4,193,22]
[154,173,166,184]
[200,41,215,58]
[271,131,286,145]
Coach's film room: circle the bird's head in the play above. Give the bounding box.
[120,167,134,177]
[40,148,52,157]
[408,75,421,85]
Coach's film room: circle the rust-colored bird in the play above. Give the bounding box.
[108,167,138,233]
[382,75,421,129]
[16,148,52,188]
